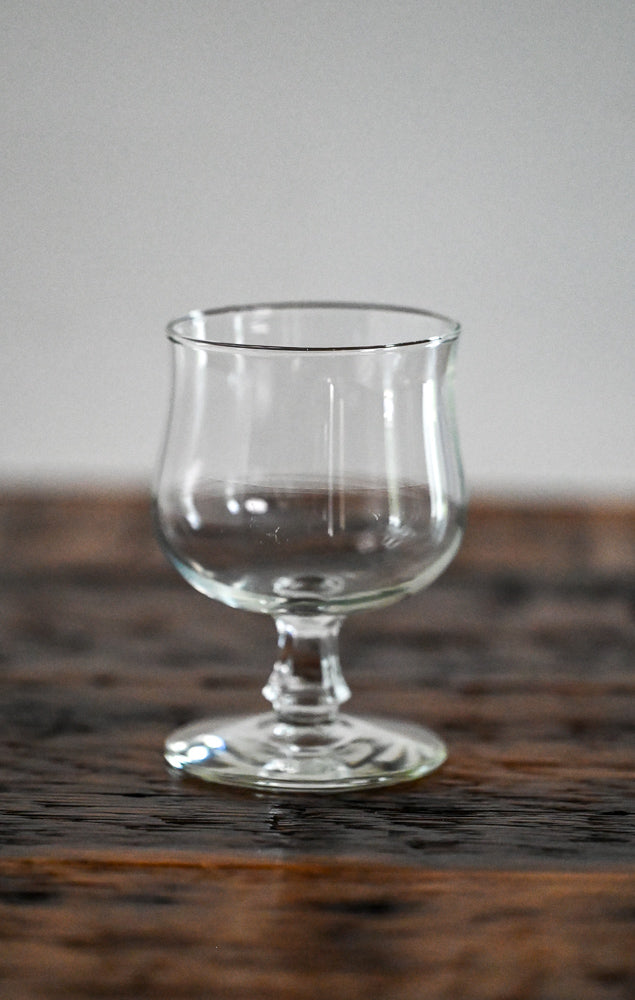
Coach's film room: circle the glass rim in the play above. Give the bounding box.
[166,301,461,353]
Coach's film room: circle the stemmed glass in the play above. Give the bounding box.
[153,302,465,791]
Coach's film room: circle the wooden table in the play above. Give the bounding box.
[0,493,633,999]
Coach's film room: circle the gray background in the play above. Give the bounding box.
[2,0,633,498]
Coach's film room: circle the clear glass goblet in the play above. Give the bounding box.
[153,302,465,791]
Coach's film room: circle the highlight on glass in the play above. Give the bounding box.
[153,302,466,791]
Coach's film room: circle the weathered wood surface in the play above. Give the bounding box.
[0,493,633,998]
[0,858,632,1000]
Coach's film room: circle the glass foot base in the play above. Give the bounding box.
[164,712,447,792]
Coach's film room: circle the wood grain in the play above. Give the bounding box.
[0,493,633,998]
[0,857,633,1000]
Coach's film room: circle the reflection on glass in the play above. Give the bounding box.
[154,302,466,791]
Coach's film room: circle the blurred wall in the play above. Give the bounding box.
[2,0,633,498]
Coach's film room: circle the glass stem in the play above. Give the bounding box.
[263,614,351,726]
